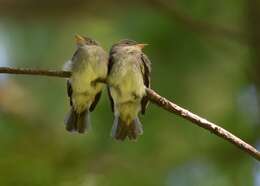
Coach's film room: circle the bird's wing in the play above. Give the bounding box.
[107,87,114,112]
[108,51,114,74]
[71,49,79,62]
[65,49,79,107]
[63,48,79,71]
[107,54,115,112]
[67,80,73,106]
[89,91,102,112]
[140,53,151,115]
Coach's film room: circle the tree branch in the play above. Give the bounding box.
[146,88,260,161]
[0,67,259,161]
[0,67,71,77]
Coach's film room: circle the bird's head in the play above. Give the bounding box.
[112,39,148,53]
[75,34,99,47]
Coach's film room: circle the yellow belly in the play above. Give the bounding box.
[71,64,104,113]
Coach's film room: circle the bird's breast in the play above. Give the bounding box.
[71,49,107,94]
[109,56,145,103]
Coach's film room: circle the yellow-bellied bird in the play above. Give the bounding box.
[107,39,151,141]
[64,35,108,133]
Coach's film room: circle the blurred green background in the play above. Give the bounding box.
[0,0,259,185]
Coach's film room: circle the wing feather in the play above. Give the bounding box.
[107,54,115,112]
[89,92,102,112]
[140,53,151,115]
[67,80,73,106]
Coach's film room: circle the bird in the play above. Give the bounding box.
[107,39,151,141]
[64,34,108,133]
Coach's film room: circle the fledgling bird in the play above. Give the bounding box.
[64,35,108,133]
[107,39,151,141]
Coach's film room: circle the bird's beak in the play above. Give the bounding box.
[75,34,85,45]
[135,43,148,50]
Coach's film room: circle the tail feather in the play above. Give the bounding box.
[118,122,128,140]
[128,118,143,140]
[111,115,119,137]
[65,108,91,133]
[111,116,127,140]
[65,108,77,132]
[111,116,143,141]
[77,109,90,133]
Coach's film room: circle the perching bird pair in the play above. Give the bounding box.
[64,35,151,141]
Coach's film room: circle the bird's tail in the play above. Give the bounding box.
[65,108,91,133]
[111,116,143,141]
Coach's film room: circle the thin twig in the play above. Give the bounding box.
[146,88,260,161]
[0,66,259,161]
[0,67,71,78]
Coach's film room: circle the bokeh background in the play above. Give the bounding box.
[0,0,259,185]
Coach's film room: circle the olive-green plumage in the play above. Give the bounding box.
[64,35,108,133]
[108,39,151,140]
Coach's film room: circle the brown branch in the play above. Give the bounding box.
[0,67,71,78]
[0,66,259,161]
[146,88,260,161]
